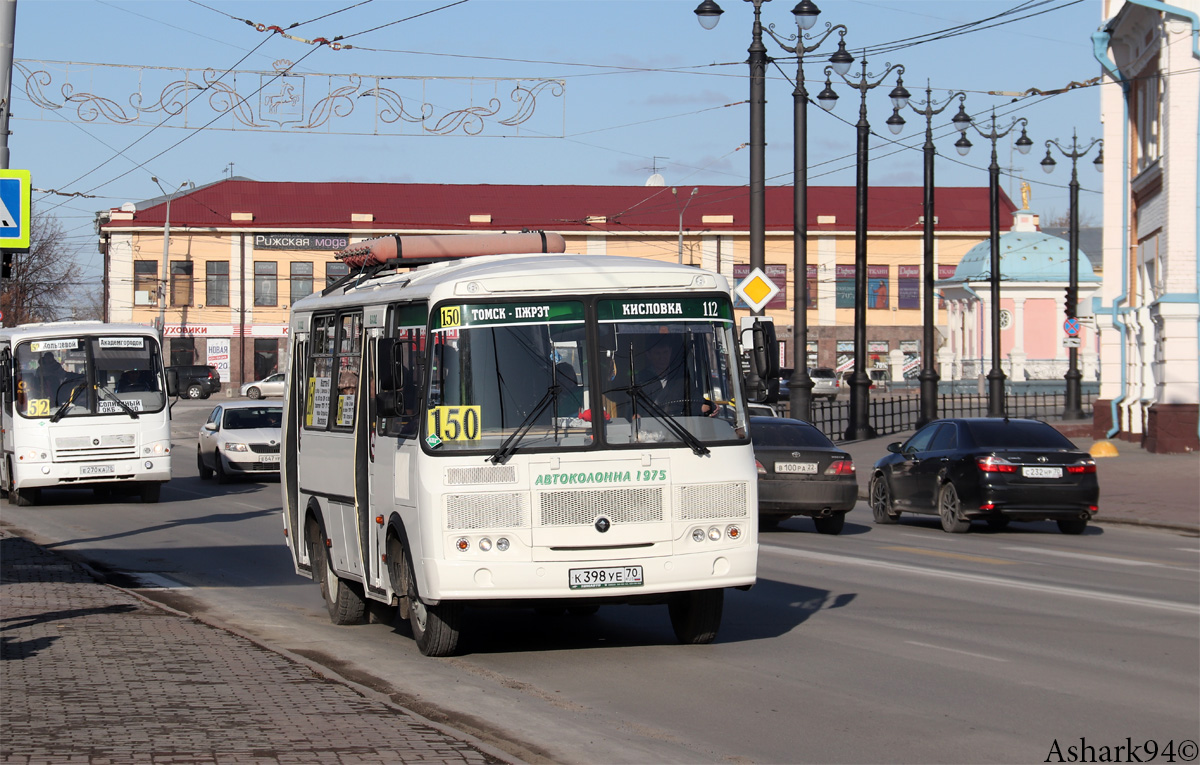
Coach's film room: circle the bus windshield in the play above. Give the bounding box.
[424,296,746,455]
[14,335,166,419]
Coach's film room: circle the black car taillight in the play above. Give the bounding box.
[976,455,1017,473]
[1067,459,1097,474]
[824,459,854,475]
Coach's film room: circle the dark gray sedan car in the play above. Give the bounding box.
[868,417,1099,534]
[750,416,858,534]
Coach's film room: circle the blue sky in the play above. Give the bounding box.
[12,0,1105,280]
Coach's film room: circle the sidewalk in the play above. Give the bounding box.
[0,531,510,765]
[840,430,1200,535]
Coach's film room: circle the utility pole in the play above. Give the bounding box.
[0,0,15,170]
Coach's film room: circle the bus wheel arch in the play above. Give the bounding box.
[305,503,366,625]
[384,518,462,657]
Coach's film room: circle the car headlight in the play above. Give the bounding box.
[224,442,249,452]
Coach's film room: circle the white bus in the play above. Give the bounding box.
[282,233,767,656]
[0,321,172,505]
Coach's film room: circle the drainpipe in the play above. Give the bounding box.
[1116,1,1200,442]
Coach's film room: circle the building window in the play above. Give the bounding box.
[206,262,229,307]
[1132,59,1161,173]
[254,338,279,381]
[169,338,196,366]
[254,262,278,306]
[326,261,349,287]
[170,260,193,306]
[134,261,158,305]
[290,261,313,303]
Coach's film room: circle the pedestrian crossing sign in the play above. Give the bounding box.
[0,169,32,250]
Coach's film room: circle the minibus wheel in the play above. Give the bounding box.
[397,543,461,657]
[307,518,366,625]
[668,589,723,644]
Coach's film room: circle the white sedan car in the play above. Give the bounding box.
[239,372,286,399]
[197,401,283,483]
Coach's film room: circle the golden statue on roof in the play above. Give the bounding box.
[1020,180,1032,211]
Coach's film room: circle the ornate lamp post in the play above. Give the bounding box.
[1040,131,1102,421]
[762,0,852,422]
[695,0,771,401]
[955,109,1033,417]
[817,56,909,440]
[151,177,191,333]
[907,84,971,427]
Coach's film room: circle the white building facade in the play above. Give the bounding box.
[1095,0,1200,452]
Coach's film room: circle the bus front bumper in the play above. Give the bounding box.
[14,457,172,489]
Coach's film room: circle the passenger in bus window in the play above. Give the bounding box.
[639,339,687,415]
[554,362,583,417]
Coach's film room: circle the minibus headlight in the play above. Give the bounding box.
[692,528,706,543]
[496,537,510,552]
[707,526,721,541]
[478,538,493,552]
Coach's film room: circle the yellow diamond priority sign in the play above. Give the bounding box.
[734,267,781,312]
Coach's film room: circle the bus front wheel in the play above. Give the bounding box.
[389,535,461,657]
[307,519,366,625]
[6,464,38,507]
[668,589,723,645]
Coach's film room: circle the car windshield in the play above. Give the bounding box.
[14,336,166,419]
[223,407,282,429]
[750,419,834,448]
[965,420,1077,449]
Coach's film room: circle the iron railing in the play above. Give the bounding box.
[776,391,1097,444]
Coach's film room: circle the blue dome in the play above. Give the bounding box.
[943,230,1099,284]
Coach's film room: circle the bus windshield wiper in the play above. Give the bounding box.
[49,380,87,423]
[96,384,139,419]
[618,383,709,456]
[488,383,561,465]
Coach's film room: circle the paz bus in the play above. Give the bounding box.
[0,321,172,505]
[281,232,772,656]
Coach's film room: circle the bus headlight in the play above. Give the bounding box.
[708,527,722,541]
[143,441,170,455]
[693,528,707,543]
[224,442,249,452]
[18,449,46,462]
[496,537,510,552]
[478,537,493,552]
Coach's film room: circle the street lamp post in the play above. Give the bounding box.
[955,109,1033,417]
[695,0,770,401]
[151,177,191,333]
[907,84,972,427]
[673,186,698,265]
[762,0,852,423]
[1040,131,1102,421]
[818,56,909,441]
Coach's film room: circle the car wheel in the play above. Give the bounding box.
[196,449,213,480]
[938,483,971,533]
[813,512,846,535]
[214,454,230,484]
[391,536,461,656]
[308,519,366,625]
[186,384,203,399]
[668,589,724,645]
[246,387,262,400]
[870,476,899,524]
[1057,517,1088,535]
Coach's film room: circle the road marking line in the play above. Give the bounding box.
[881,545,1019,565]
[762,544,1198,614]
[1003,545,1182,568]
[904,641,1008,662]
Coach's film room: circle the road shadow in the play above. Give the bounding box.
[888,515,1105,536]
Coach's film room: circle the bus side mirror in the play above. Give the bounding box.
[376,390,403,418]
[166,368,179,397]
[747,319,779,402]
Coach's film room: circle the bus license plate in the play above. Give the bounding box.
[569,565,643,590]
[80,465,115,475]
[259,454,281,463]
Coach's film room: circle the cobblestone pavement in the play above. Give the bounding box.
[0,532,507,765]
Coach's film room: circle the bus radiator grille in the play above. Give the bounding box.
[446,492,529,530]
[538,488,663,526]
[674,482,748,520]
[445,465,518,486]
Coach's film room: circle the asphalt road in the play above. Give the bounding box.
[3,397,1197,764]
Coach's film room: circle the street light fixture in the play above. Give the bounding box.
[956,109,1033,417]
[151,177,192,333]
[820,55,909,440]
[672,186,699,265]
[908,84,970,427]
[1040,130,1102,421]
[695,0,774,403]
[761,0,852,422]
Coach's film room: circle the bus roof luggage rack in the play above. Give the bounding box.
[324,231,567,296]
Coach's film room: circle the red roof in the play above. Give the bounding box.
[105,180,1014,234]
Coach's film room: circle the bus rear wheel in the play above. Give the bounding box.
[308,519,365,625]
[668,589,723,645]
[389,536,461,657]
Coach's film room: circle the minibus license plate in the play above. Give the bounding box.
[569,565,643,590]
[80,465,114,475]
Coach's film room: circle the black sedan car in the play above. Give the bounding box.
[868,417,1099,534]
[750,416,858,534]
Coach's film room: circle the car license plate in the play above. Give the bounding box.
[568,565,643,590]
[775,461,818,474]
[80,464,115,475]
[1022,466,1063,478]
[258,454,281,463]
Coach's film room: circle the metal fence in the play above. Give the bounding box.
[776,391,1097,444]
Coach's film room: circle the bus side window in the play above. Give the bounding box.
[0,351,11,416]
